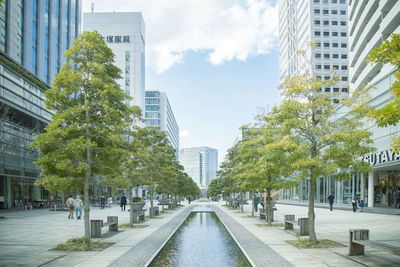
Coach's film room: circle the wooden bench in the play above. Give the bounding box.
[150,206,159,216]
[90,216,118,238]
[284,215,309,236]
[349,229,400,256]
[133,210,146,223]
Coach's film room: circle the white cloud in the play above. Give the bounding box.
[83,0,279,73]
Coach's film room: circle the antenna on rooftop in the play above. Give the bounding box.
[91,2,94,13]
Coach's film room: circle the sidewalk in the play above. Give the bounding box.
[213,200,400,266]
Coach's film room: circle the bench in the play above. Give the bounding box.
[150,206,159,216]
[133,210,146,223]
[259,208,274,221]
[284,215,309,236]
[90,216,118,238]
[349,229,400,256]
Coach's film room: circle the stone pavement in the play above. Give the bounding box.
[212,201,400,267]
[0,200,399,266]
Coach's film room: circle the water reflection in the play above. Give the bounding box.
[150,212,251,267]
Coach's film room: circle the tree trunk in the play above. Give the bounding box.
[150,187,154,217]
[84,88,91,241]
[240,192,244,213]
[62,191,65,208]
[129,187,134,227]
[266,188,272,225]
[308,178,317,243]
[251,191,254,217]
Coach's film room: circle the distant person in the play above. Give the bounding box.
[352,198,357,212]
[327,194,335,211]
[108,196,112,208]
[116,195,120,205]
[254,195,260,212]
[120,193,127,211]
[73,195,83,220]
[100,196,106,210]
[359,200,365,212]
[65,195,74,219]
[396,188,400,209]
[188,196,191,205]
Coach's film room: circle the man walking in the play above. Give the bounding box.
[120,193,127,211]
[73,195,83,219]
[66,195,74,219]
[327,193,334,211]
[396,188,400,209]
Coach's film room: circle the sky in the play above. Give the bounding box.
[82,0,281,164]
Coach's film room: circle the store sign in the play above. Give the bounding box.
[362,149,400,166]
[103,35,130,43]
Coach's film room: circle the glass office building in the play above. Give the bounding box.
[0,0,82,209]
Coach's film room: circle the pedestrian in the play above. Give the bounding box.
[396,188,400,209]
[100,195,105,209]
[120,193,127,211]
[116,195,120,205]
[73,195,83,219]
[327,193,335,211]
[359,200,365,212]
[107,196,112,208]
[352,198,357,212]
[188,196,191,205]
[65,195,74,219]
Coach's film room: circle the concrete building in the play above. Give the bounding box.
[278,0,349,103]
[83,12,145,114]
[144,90,179,158]
[0,0,81,209]
[280,0,400,209]
[180,147,218,190]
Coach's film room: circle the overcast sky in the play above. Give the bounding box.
[82,0,280,165]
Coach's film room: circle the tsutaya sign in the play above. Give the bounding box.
[362,149,400,166]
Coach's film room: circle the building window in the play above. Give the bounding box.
[332,32,338,37]
[340,0,346,4]
[316,65,322,69]
[333,99,339,104]
[316,53,321,58]
[341,43,347,48]
[332,21,338,26]
[314,9,320,14]
[315,31,321,36]
[325,87,331,92]
[32,0,38,74]
[324,76,330,80]
[342,88,348,92]
[342,76,348,81]
[341,54,347,59]
[323,31,329,37]
[317,76,322,80]
[324,65,330,69]
[323,0,328,3]
[316,42,321,47]
[331,0,337,3]
[314,20,320,25]
[332,43,338,47]
[314,0,320,3]
[341,65,348,70]
[333,88,339,92]
[16,0,24,64]
[0,1,6,52]
[331,10,337,15]
[340,21,346,26]
[323,9,329,15]
[333,54,339,59]
[340,10,346,15]
[323,20,329,26]
[324,42,329,47]
[324,53,330,59]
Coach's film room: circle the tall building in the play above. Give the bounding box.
[180,147,218,190]
[278,0,349,103]
[83,12,145,114]
[144,90,179,158]
[0,0,82,209]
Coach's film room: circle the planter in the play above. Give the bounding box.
[131,202,145,211]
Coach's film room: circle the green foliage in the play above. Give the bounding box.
[368,33,400,151]
[53,237,112,251]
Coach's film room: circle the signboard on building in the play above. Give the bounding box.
[362,149,400,166]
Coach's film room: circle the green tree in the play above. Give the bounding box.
[31,31,132,239]
[368,33,400,151]
[274,72,375,243]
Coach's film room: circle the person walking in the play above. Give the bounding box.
[327,193,334,211]
[120,193,127,211]
[107,196,112,208]
[359,200,365,212]
[73,195,83,219]
[188,196,191,205]
[100,195,106,210]
[396,188,400,209]
[352,198,357,212]
[65,195,74,219]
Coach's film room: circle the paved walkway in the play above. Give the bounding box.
[0,200,399,266]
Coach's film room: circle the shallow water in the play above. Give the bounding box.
[150,211,251,267]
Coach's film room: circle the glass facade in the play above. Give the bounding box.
[44,0,49,82]
[0,0,6,53]
[31,0,38,74]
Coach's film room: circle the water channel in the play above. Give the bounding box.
[150,209,251,266]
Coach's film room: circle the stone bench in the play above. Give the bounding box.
[133,210,146,223]
[349,229,400,256]
[259,208,274,221]
[150,206,159,216]
[90,216,118,238]
[284,215,309,236]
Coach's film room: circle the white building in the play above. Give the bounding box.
[278,0,349,103]
[144,90,180,159]
[180,147,218,190]
[83,12,145,113]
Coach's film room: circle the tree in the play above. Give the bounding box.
[368,33,400,151]
[274,72,375,243]
[31,31,132,239]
